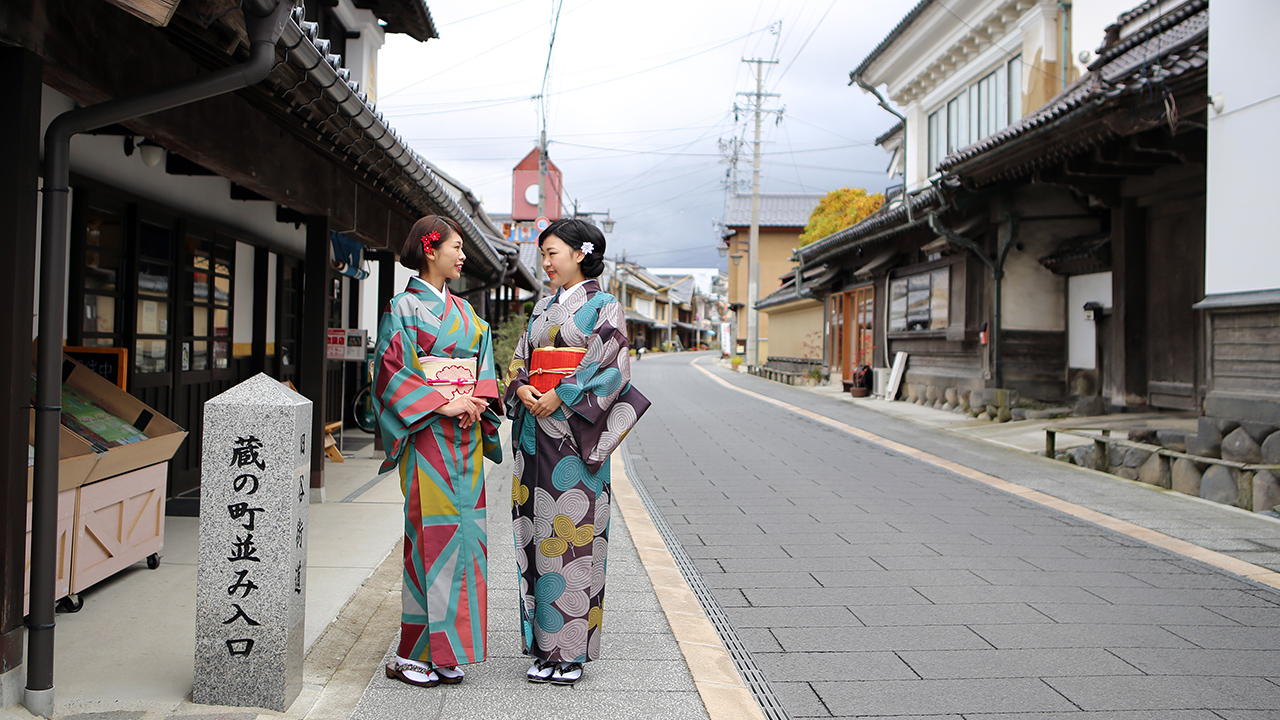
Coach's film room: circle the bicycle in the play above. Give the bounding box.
[352,355,377,434]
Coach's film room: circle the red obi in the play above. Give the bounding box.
[529,347,587,394]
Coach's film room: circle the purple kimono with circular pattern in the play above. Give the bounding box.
[502,279,650,663]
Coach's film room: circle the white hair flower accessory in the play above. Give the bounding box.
[580,242,595,255]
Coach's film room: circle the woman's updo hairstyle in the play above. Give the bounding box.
[538,218,606,278]
[400,215,464,272]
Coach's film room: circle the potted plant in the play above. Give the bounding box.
[850,364,871,397]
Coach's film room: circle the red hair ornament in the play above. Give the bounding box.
[421,230,442,254]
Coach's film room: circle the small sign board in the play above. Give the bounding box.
[326,329,368,362]
[64,346,129,389]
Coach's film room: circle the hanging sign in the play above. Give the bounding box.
[326,329,368,361]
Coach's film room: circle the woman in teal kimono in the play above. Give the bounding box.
[503,218,650,686]
[373,216,502,688]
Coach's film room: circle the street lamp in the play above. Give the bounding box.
[730,253,743,266]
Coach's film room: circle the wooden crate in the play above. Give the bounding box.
[24,490,76,615]
[71,462,167,594]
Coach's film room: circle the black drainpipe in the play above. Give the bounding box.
[927,209,1020,388]
[851,72,911,222]
[27,3,291,716]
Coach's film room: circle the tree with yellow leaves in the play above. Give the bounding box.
[798,187,885,246]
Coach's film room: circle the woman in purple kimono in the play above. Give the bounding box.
[503,218,650,686]
[373,216,501,688]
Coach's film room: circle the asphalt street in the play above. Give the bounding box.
[626,352,1280,719]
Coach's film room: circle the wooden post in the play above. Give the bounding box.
[300,216,331,496]
[1094,429,1110,472]
[1045,430,1056,460]
[0,46,41,687]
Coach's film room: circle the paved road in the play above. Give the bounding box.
[627,352,1280,719]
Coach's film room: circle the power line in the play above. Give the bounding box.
[774,0,837,84]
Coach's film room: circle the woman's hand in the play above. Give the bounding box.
[529,388,564,419]
[516,384,564,418]
[437,395,489,428]
[516,384,541,412]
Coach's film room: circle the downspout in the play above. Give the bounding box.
[927,208,1020,389]
[1059,2,1072,91]
[27,3,291,716]
[851,72,911,222]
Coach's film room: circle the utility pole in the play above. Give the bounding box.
[738,57,778,368]
[535,129,548,301]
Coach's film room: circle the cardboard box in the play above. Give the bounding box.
[57,356,187,484]
[27,412,101,498]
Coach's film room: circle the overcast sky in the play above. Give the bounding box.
[377,0,1137,271]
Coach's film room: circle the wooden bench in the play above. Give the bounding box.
[323,420,344,463]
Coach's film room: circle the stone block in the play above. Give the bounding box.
[976,411,992,421]
[1221,427,1264,464]
[1072,395,1104,417]
[1156,430,1188,453]
[1200,465,1238,506]
[194,374,313,712]
[1024,407,1070,420]
[1240,421,1279,445]
[1185,432,1222,459]
[1253,470,1280,514]
[996,406,1012,423]
[1127,429,1159,444]
[1067,446,1094,467]
[1123,447,1149,468]
[1202,416,1240,437]
[1171,458,1203,496]
[1263,432,1280,465]
[1108,445,1125,467]
[944,387,958,405]
[1137,453,1170,488]
[1114,467,1139,480]
[985,404,998,418]
[1011,408,1027,421]
[926,385,938,404]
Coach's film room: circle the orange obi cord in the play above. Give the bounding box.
[529,347,587,394]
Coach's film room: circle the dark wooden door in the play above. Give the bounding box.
[1145,196,1205,410]
[169,224,238,497]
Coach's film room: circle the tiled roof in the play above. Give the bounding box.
[875,121,904,147]
[850,0,936,79]
[795,188,940,266]
[756,264,835,310]
[364,0,438,42]
[936,0,1207,180]
[723,193,823,228]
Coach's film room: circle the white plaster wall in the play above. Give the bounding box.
[1205,0,1280,296]
[233,242,255,348]
[1001,241,1066,331]
[1067,272,1112,369]
[266,253,277,344]
[40,87,307,258]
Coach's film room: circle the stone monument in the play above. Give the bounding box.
[194,374,312,711]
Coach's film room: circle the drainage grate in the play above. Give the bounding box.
[621,443,791,720]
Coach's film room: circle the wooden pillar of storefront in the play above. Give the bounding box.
[1111,200,1147,407]
[0,47,41,687]
[301,216,331,495]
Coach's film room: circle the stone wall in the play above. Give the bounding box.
[1056,417,1280,515]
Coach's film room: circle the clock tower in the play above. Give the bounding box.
[511,146,563,221]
